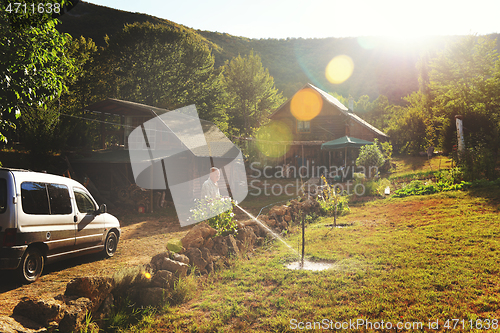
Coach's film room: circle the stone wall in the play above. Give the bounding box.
[3,197,322,332]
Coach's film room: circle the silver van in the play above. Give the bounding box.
[0,169,121,282]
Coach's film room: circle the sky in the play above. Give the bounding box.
[84,0,500,39]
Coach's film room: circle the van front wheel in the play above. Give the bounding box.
[104,231,118,258]
[19,247,44,283]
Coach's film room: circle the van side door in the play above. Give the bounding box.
[73,187,105,251]
[20,182,75,259]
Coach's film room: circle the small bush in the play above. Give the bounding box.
[169,275,197,305]
[319,176,350,216]
[190,197,237,235]
[356,139,385,178]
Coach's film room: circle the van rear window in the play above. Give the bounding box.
[21,182,72,215]
[0,178,6,214]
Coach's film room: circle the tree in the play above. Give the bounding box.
[222,50,285,137]
[96,22,226,126]
[0,1,78,142]
[355,139,385,178]
[428,35,500,152]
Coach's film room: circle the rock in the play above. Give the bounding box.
[235,227,257,247]
[266,217,277,227]
[200,247,212,264]
[203,237,214,250]
[0,315,47,333]
[166,241,184,253]
[284,214,291,222]
[181,222,216,249]
[13,298,64,326]
[171,252,190,265]
[269,205,287,216]
[212,236,228,256]
[58,297,93,333]
[127,287,167,308]
[185,247,208,274]
[160,257,188,277]
[96,294,114,321]
[225,234,240,257]
[206,262,214,274]
[64,277,114,313]
[150,252,168,271]
[236,239,244,252]
[151,270,175,288]
[241,219,257,227]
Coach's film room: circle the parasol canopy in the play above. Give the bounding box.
[321,136,373,150]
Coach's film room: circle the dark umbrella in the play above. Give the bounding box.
[321,136,373,168]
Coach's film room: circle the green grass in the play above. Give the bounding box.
[390,155,452,178]
[122,185,500,332]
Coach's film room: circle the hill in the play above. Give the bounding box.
[57,1,500,103]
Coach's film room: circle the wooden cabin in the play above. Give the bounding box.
[264,83,389,173]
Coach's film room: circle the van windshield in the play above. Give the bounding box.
[0,178,6,214]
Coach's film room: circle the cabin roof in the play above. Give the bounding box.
[269,83,388,138]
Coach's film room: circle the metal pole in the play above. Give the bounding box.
[301,214,305,267]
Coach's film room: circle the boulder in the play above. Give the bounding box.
[96,294,114,321]
[235,227,257,247]
[13,298,64,326]
[212,236,229,257]
[185,247,208,274]
[171,252,190,265]
[269,205,287,216]
[127,287,167,308]
[64,277,115,313]
[160,257,188,277]
[166,241,184,254]
[225,234,240,257]
[57,297,93,333]
[150,252,170,271]
[151,270,175,288]
[181,222,216,249]
[200,247,213,264]
[203,237,214,250]
[0,315,47,333]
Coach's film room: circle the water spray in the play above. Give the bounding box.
[234,203,300,259]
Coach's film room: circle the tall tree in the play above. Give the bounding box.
[428,35,500,151]
[95,22,226,126]
[0,0,78,142]
[222,50,285,137]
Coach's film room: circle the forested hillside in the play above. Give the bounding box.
[57,1,500,103]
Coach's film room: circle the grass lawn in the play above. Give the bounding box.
[390,155,453,178]
[121,185,500,332]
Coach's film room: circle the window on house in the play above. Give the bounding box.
[297,120,310,133]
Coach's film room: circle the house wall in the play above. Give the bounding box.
[348,120,386,142]
[271,101,347,142]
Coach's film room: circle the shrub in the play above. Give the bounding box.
[319,176,350,216]
[189,197,237,236]
[169,275,197,305]
[356,139,385,178]
[457,145,498,181]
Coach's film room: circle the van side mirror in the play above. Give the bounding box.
[96,203,107,215]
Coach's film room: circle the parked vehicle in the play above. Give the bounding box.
[0,168,121,282]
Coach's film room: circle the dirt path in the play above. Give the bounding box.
[0,214,191,316]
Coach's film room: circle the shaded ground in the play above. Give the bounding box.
[0,213,190,316]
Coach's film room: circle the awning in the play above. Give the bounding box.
[321,136,373,150]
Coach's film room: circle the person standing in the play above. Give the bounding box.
[201,167,220,200]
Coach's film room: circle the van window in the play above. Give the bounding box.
[0,178,6,214]
[74,189,96,214]
[21,182,50,214]
[21,182,72,215]
[47,184,72,214]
